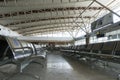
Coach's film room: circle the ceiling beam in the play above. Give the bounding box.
[12,21,83,31]
[19,25,76,34]
[5,16,91,26]
[0,0,94,7]
[0,6,103,19]
[95,0,120,18]
[23,27,73,35]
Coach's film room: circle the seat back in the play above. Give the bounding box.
[114,41,120,56]
[101,41,116,54]
[79,45,86,51]
[0,39,13,60]
[72,46,75,50]
[92,43,103,53]
[85,44,93,52]
[6,37,33,59]
[77,45,81,50]
[75,45,78,50]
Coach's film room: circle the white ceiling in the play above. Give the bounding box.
[0,0,119,36]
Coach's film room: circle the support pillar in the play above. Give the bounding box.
[86,33,90,45]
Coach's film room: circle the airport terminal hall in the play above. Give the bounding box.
[1,0,120,80]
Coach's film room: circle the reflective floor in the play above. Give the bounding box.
[0,51,116,80]
[45,51,115,80]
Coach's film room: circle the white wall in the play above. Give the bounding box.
[17,36,73,41]
[0,25,21,36]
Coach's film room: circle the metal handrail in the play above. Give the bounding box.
[13,47,33,55]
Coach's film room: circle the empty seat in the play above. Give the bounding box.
[74,46,77,50]
[77,45,81,50]
[101,41,116,55]
[71,46,75,50]
[79,45,87,51]
[85,44,93,52]
[75,45,79,51]
[114,41,120,56]
[92,43,103,53]
[33,44,47,58]
[0,39,13,61]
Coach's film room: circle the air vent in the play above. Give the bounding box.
[0,0,17,3]
[19,12,25,15]
[0,0,17,2]
[11,12,17,16]
[0,0,4,2]
[4,13,10,17]
[6,0,15,2]
[6,0,17,2]
[0,14,3,18]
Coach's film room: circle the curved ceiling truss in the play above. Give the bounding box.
[0,0,118,36]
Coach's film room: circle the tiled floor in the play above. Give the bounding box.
[0,51,116,80]
[44,52,115,80]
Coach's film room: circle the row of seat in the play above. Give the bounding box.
[61,40,120,63]
[0,35,47,73]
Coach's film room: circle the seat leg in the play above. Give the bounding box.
[4,72,40,80]
[31,61,44,68]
